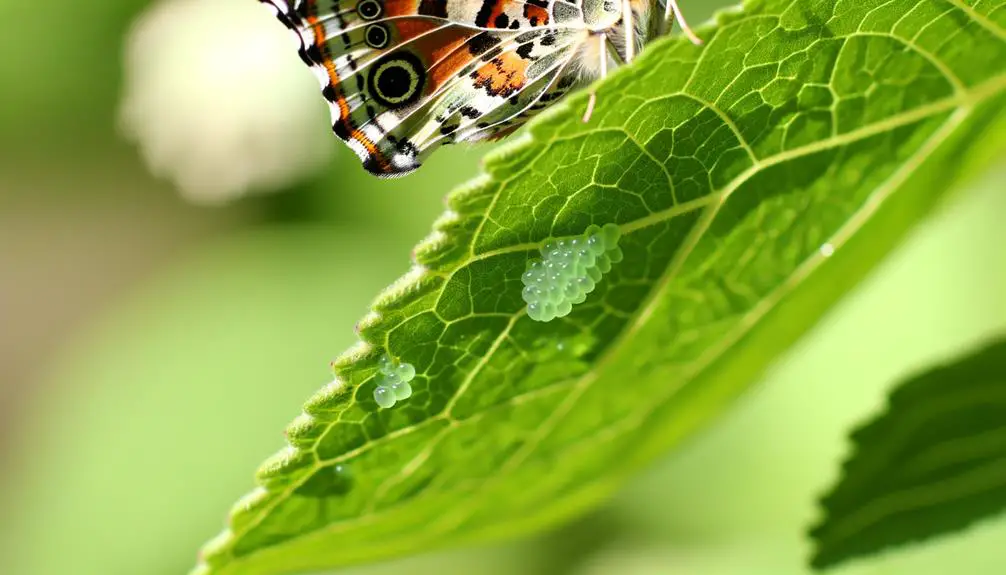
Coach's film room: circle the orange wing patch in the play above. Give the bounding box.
[522,1,550,26]
[394,18,443,42]
[474,0,510,28]
[471,51,528,98]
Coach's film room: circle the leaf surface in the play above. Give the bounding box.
[810,336,1006,569]
[197,1,1006,573]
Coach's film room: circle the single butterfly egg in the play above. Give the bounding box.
[523,263,543,281]
[523,285,542,303]
[527,302,542,321]
[541,240,558,257]
[390,380,413,401]
[595,253,612,273]
[545,267,565,285]
[378,354,398,375]
[374,385,396,409]
[546,284,564,303]
[607,246,624,263]
[570,290,588,305]
[586,266,603,283]
[333,464,350,477]
[576,247,597,268]
[601,223,621,247]
[569,259,585,277]
[577,276,596,294]
[540,303,557,322]
[382,371,403,385]
[395,362,416,381]
[555,261,576,279]
[587,233,606,255]
[556,300,573,317]
[327,463,353,495]
[563,281,580,299]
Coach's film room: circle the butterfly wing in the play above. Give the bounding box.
[374,27,584,157]
[454,60,581,143]
[260,0,587,177]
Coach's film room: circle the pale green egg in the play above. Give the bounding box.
[395,362,416,382]
[601,223,621,247]
[607,246,624,263]
[527,302,543,321]
[595,253,612,273]
[378,354,395,375]
[373,385,396,409]
[523,285,542,303]
[390,380,413,401]
[556,300,573,317]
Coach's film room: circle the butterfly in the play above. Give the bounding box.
[259,0,701,177]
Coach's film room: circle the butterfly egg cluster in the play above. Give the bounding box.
[373,355,416,409]
[522,224,623,322]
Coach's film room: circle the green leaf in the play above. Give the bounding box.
[196,1,1006,574]
[809,335,1006,569]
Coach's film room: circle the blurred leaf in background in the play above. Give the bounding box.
[811,335,1006,569]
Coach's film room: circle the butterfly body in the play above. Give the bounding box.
[260,0,689,177]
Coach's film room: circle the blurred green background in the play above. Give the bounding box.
[1,1,1004,574]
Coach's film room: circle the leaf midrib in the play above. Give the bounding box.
[218,48,1006,575]
[820,456,1006,547]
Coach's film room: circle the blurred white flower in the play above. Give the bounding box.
[119,0,334,205]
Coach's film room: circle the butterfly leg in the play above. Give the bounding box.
[663,0,703,44]
[622,0,635,63]
[582,33,608,123]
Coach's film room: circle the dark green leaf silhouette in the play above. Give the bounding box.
[810,336,1006,569]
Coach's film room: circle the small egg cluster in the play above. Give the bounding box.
[521,223,623,322]
[373,354,416,409]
